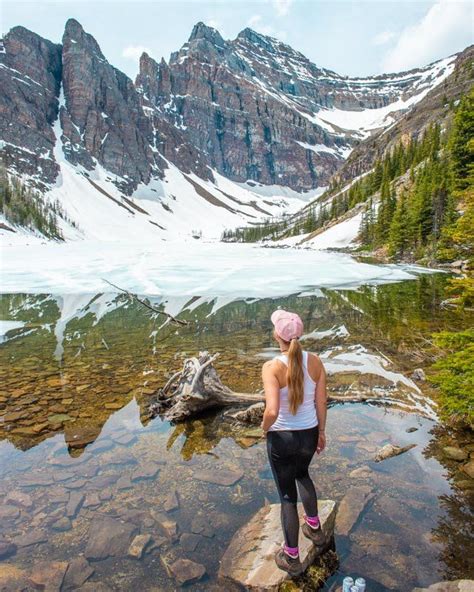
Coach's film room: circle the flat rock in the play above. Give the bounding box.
[164,489,179,512]
[83,493,101,508]
[191,515,215,538]
[66,492,85,518]
[63,556,94,590]
[193,468,243,486]
[128,534,152,559]
[4,491,34,509]
[152,512,179,542]
[336,486,374,536]
[29,561,69,592]
[84,518,137,560]
[412,581,474,592]
[116,475,133,490]
[131,461,162,481]
[19,473,55,487]
[180,533,201,552]
[12,530,48,548]
[169,558,206,585]
[0,565,30,591]
[219,500,336,591]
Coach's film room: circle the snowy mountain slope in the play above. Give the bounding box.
[0,19,470,244]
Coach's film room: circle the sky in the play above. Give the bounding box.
[2,0,473,79]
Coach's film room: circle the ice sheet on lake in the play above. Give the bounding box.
[1,240,437,302]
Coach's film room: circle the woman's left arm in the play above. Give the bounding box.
[261,361,280,433]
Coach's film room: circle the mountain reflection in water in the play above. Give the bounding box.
[0,275,473,590]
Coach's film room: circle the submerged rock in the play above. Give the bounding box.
[0,538,17,559]
[52,517,72,532]
[219,500,336,591]
[461,460,474,479]
[128,534,153,559]
[374,443,416,462]
[0,565,30,591]
[84,518,137,560]
[12,530,48,548]
[163,488,180,512]
[443,446,468,461]
[336,485,375,536]
[193,468,243,486]
[169,558,206,585]
[66,492,85,517]
[28,561,69,592]
[62,556,94,590]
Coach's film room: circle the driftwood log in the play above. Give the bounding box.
[149,351,264,422]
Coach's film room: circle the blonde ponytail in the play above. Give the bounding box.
[287,338,304,414]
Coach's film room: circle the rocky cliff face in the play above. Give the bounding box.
[0,19,463,195]
[59,19,160,193]
[0,27,61,184]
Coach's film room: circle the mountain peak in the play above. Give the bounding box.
[64,18,84,39]
[188,21,225,47]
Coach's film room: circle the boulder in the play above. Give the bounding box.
[411,368,426,381]
[219,500,336,591]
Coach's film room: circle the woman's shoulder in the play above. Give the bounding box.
[305,351,324,376]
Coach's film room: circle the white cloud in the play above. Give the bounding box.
[382,0,473,73]
[273,0,293,17]
[372,30,396,46]
[122,45,152,61]
[247,14,262,28]
[205,18,220,31]
[246,13,287,40]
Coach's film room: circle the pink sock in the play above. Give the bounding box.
[283,544,299,558]
[305,515,320,528]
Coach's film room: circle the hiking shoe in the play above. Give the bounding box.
[274,547,303,576]
[301,521,326,546]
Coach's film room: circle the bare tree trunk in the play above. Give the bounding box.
[149,351,264,422]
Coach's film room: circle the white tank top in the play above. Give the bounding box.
[268,350,319,431]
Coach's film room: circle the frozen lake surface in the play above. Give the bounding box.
[0,239,437,298]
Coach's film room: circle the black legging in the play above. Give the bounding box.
[266,425,319,548]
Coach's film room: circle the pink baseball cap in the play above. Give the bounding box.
[271,309,304,342]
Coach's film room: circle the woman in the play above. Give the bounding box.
[261,309,327,576]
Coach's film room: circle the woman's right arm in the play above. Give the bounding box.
[314,358,327,453]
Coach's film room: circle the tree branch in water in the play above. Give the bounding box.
[102,279,188,326]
